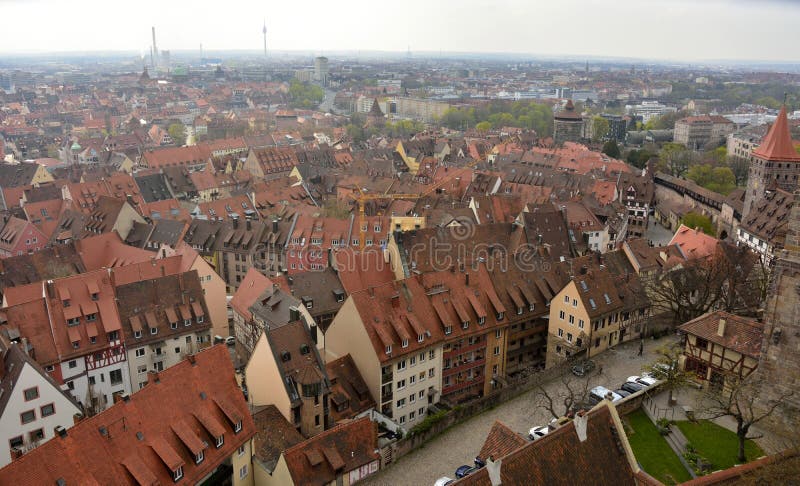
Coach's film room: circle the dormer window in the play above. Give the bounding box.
[91,292,99,301]
[444,326,452,335]
[417,334,424,343]
[173,466,183,482]
[184,319,191,326]
[235,420,242,433]
[478,316,485,325]
[517,306,523,315]
[216,435,224,448]
[86,313,97,322]
[134,330,142,339]
[150,327,158,335]
[67,317,80,326]
[496,312,504,321]
[63,299,70,308]
[385,345,392,355]
[171,322,178,330]
[197,316,204,323]
[72,341,79,349]
[462,321,469,330]
[402,339,409,348]
[529,303,535,312]
[195,450,204,464]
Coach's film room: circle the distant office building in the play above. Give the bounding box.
[394,97,449,123]
[625,101,677,123]
[295,69,313,83]
[601,114,628,142]
[673,115,734,150]
[314,56,329,86]
[553,100,584,144]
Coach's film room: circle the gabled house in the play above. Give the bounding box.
[0,338,82,467]
[0,345,256,486]
[0,216,47,258]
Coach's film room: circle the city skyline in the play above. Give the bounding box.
[2,0,800,62]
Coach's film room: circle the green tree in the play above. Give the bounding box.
[687,164,736,195]
[602,140,621,159]
[592,116,610,142]
[475,121,491,133]
[288,80,324,109]
[658,142,693,177]
[626,149,656,169]
[645,110,691,130]
[644,343,691,405]
[681,212,715,235]
[168,123,186,146]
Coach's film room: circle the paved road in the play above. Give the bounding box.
[645,219,675,247]
[362,335,676,486]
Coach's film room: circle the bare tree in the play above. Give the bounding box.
[534,366,596,420]
[699,374,794,464]
[644,342,690,405]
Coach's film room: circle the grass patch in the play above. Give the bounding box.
[675,420,764,470]
[625,410,692,485]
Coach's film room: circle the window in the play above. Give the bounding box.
[419,407,425,416]
[695,337,709,350]
[29,429,44,443]
[410,356,416,367]
[428,368,435,378]
[402,339,409,348]
[578,319,584,329]
[23,387,39,401]
[184,319,191,327]
[419,352,426,362]
[150,327,158,335]
[110,369,123,385]
[444,326,452,335]
[558,328,564,337]
[195,450,204,464]
[572,299,578,307]
[315,415,320,426]
[135,348,146,357]
[9,436,23,450]
[478,316,485,325]
[385,345,392,355]
[171,322,178,330]
[238,444,246,456]
[174,347,181,355]
[419,371,426,382]
[239,465,248,480]
[409,410,416,419]
[567,333,573,343]
[495,329,501,339]
[134,330,142,339]
[21,410,35,424]
[559,310,565,320]
[173,465,183,482]
[138,365,147,374]
[397,379,406,390]
[396,398,406,408]
[417,334,424,343]
[409,375,416,385]
[215,435,224,448]
[396,360,406,371]
[40,403,55,417]
[496,312,504,320]
[564,295,570,303]
[569,315,575,324]
[429,350,435,360]
[67,317,80,326]
[494,346,500,356]
[235,420,242,433]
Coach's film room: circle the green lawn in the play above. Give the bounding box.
[625,410,693,485]
[675,420,765,470]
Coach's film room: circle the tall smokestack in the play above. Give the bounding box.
[152,26,158,65]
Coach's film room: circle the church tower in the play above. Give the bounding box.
[743,105,800,218]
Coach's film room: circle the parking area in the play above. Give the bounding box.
[645,218,675,247]
[362,335,676,486]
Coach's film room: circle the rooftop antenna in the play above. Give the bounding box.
[200,43,203,63]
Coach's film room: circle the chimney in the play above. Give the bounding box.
[391,294,399,308]
[147,370,160,385]
[272,218,279,233]
[717,318,726,337]
[289,307,300,321]
[465,273,470,286]
[54,425,67,438]
[10,448,24,462]
[187,354,196,366]
[246,219,251,231]
[486,457,502,486]
[73,412,84,424]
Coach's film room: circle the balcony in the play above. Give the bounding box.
[442,377,483,396]
[381,390,393,403]
[443,340,486,358]
[443,356,486,378]
[381,371,393,385]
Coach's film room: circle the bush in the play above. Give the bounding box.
[409,409,449,437]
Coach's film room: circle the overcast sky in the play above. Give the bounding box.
[2,0,800,62]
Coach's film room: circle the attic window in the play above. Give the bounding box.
[517,306,523,315]
[417,334,424,343]
[529,303,535,312]
[478,316,485,325]
[173,466,183,482]
[150,327,158,335]
[91,293,99,301]
[385,345,392,355]
[63,299,71,308]
[462,321,469,330]
[589,298,597,310]
[496,311,504,321]
[444,326,452,335]
[235,420,242,433]
[281,351,291,362]
[603,293,612,304]
[402,339,409,348]
[580,281,588,292]
[215,435,224,448]
[300,344,310,355]
[134,330,142,339]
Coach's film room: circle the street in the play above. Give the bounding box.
[362,335,676,486]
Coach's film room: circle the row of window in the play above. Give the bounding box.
[396,368,436,390]
[133,317,203,340]
[558,310,585,330]
[396,407,426,426]
[395,350,435,370]
[20,403,56,425]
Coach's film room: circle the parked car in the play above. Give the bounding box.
[455,465,479,478]
[434,477,455,486]
[621,381,645,394]
[529,425,550,441]
[571,360,596,377]
[614,388,632,398]
[589,385,623,403]
[225,336,236,346]
[627,374,657,387]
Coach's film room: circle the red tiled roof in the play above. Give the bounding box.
[230,267,274,322]
[678,311,763,359]
[669,224,719,260]
[477,421,527,462]
[752,106,800,162]
[0,345,255,485]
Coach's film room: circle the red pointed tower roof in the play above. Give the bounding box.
[752,105,800,162]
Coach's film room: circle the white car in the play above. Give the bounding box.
[628,374,658,386]
[434,477,455,486]
[590,385,623,403]
[529,425,550,440]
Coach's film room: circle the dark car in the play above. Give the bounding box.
[455,465,479,478]
[571,360,596,377]
[621,381,645,394]
[614,388,632,398]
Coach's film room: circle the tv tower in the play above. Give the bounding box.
[151,26,158,68]
[263,19,267,60]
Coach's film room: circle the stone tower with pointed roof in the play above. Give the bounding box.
[553,100,583,145]
[743,105,800,217]
[365,98,384,128]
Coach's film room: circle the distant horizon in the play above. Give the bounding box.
[3,48,800,71]
[3,0,800,64]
